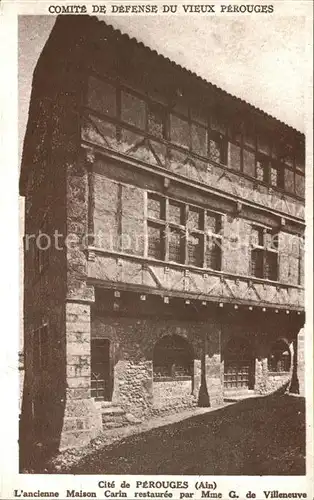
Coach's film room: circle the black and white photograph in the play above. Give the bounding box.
[0,2,313,498]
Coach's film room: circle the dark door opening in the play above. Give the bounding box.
[224,338,255,391]
[91,339,112,401]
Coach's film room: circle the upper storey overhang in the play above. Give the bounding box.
[20,15,305,228]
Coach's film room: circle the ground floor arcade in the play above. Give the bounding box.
[20,288,305,453]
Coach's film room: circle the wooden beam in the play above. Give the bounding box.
[88,278,304,312]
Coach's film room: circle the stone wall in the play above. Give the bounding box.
[113,360,153,416]
[266,372,291,393]
[91,314,222,415]
[21,65,100,453]
[220,315,300,396]
[21,77,71,452]
[58,301,105,450]
[91,167,304,287]
[153,379,195,411]
[222,215,251,276]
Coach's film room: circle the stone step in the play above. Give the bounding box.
[102,413,126,424]
[101,404,128,429]
[102,420,127,429]
[224,390,258,402]
[101,406,125,416]
[224,388,255,395]
[101,401,115,408]
[101,405,142,430]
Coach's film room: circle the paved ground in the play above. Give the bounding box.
[52,393,305,475]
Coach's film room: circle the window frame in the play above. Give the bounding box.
[84,74,305,198]
[146,192,223,270]
[250,225,279,281]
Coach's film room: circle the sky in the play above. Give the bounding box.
[18,13,307,163]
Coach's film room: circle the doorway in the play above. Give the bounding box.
[91,339,112,401]
[224,338,255,391]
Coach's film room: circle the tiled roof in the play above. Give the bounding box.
[64,15,303,137]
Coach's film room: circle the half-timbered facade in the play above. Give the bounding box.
[20,16,305,451]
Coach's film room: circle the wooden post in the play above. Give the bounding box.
[198,331,210,407]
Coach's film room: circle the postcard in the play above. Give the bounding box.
[0,1,313,499]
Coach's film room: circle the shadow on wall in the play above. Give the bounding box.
[19,350,67,473]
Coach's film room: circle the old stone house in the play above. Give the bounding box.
[20,15,305,452]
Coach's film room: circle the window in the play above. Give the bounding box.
[187,206,204,231]
[147,103,166,139]
[224,121,305,197]
[147,194,166,260]
[121,91,146,130]
[153,335,193,380]
[278,143,294,168]
[251,226,278,281]
[188,233,203,267]
[169,105,227,160]
[191,123,207,157]
[167,199,185,264]
[187,206,205,268]
[255,155,269,183]
[147,193,165,220]
[243,124,255,150]
[170,114,190,148]
[169,228,185,263]
[268,340,291,372]
[284,168,295,194]
[169,200,185,225]
[87,76,117,116]
[33,324,49,375]
[146,193,222,270]
[270,163,284,189]
[295,173,305,198]
[209,137,223,163]
[209,111,226,164]
[228,122,243,171]
[205,211,222,271]
[84,74,305,198]
[295,144,305,173]
[243,149,256,177]
[147,223,164,260]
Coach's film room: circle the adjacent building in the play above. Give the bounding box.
[20,15,305,452]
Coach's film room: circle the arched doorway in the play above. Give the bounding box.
[224,338,255,391]
[268,339,291,373]
[153,335,193,380]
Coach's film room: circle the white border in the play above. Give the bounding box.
[0,1,313,498]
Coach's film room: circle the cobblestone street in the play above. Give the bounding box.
[48,393,305,475]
